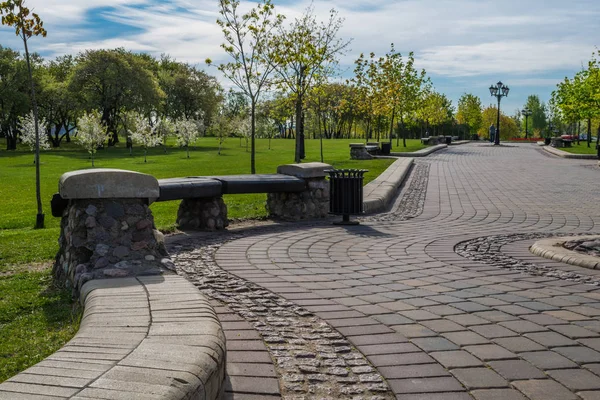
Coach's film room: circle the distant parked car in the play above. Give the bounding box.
[580,134,597,141]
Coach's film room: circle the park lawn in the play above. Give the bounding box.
[0,269,81,383]
[560,141,598,155]
[0,137,422,270]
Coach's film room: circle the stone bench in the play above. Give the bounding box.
[550,137,572,148]
[3,169,227,400]
[52,164,331,232]
[350,143,373,160]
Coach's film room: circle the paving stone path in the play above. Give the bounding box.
[172,143,600,400]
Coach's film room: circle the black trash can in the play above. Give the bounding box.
[381,142,391,155]
[445,136,452,145]
[327,169,367,225]
[544,137,552,145]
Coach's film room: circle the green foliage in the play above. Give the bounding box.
[417,91,454,131]
[0,46,30,149]
[158,56,222,124]
[524,95,547,132]
[456,93,483,134]
[552,50,600,141]
[269,5,350,162]
[69,49,164,144]
[478,106,519,139]
[0,0,46,39]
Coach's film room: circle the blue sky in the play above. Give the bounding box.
[1,0,598,114]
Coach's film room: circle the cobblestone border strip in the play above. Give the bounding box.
[531,236,600,270]
[455,232,600,285]
[170,235,394,399]
[542,145,598,159]
[0,275,226,400]
[366,161,429,222]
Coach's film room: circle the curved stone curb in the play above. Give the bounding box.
[363,157,414,214]
[390,143,447,157]
[0,275,226,400]
[542,145,598,159]
[449,140,472,145]
[531,235,600,270]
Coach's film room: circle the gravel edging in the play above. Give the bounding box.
[530,235,600,270]
[542,145,598,159]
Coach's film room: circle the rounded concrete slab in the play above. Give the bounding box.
[530,236,600,270]
[59,169,159,201]
[277,162,332,179]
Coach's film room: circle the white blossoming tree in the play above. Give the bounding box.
[19,111,50,163]
[129,113,162,163]
[76,111,108,167]
[156,118,175,153]
[175,118,203,158]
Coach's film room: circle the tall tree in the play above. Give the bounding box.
[417,91,453,135]
[0,45,29,150]
[69,48,164,146]
[210,0,281,174]
[524,95,547,134]
[456,93,483,136]
[478,105,519,140]
[158,56,222,125]
[38,55,79,146]
[0,0,47,228]
[270,6,350,162]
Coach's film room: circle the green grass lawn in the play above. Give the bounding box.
[0,136,425,383]
[0,270,80,383]
[560,141,599,155]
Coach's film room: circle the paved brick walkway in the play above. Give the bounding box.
[211,143,600,399]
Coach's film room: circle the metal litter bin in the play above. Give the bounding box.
[327,169,367,225]
[381,142,391,155]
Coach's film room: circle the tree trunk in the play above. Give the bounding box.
[588,119,592,148]
[401,115,406,148]
[22,35,44,229]
[389,104,396,146]
[251,100,256,174]
[294,93,303,163]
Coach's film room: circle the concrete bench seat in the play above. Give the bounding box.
[157,178,222,201]
[207,174,306,194]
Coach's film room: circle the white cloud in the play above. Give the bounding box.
[1,0,598,105]
[418,40,593,77]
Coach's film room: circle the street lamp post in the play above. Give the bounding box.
[522,107,532,140]
[489,81,510,145]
